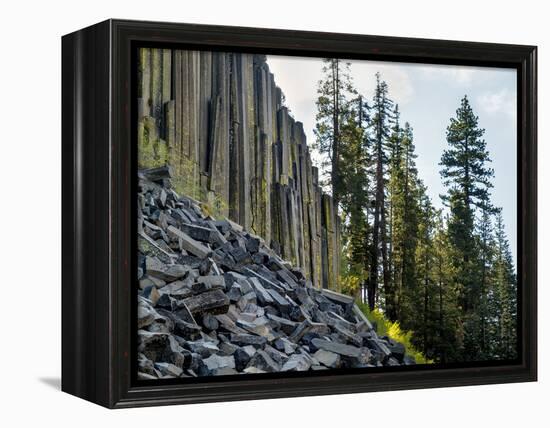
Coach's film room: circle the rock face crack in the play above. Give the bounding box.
[137,168,415,379]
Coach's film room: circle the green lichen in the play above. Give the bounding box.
[138,116,169,169]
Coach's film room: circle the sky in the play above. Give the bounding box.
[266,55,517,265]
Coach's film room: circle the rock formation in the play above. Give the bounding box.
[137,167,415,379]
[138,49,340,290]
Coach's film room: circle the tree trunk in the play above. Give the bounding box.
[381,201,392,319]
[423,259,429,356]
[439,274,444,362]
[368,199,379,310]
[331,60,340,208]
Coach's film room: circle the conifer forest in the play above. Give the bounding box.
[137,49,518,378]
[312,60,517,363]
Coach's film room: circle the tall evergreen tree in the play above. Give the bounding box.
[314,59,356,207]
[431,212,462,362]
[366,73,394,311]
[312,66,517,365]
[491,211,518,359]
[412,190,436,355]
[399,123,420,320]
[439,95,494,360]
[475,205,497,358]
[339,97,371,293]
[386,104,402,319]
[388,119,421,322]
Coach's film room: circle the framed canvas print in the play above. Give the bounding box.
[61,19,537,408]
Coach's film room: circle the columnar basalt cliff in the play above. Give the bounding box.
[138,49,340,290]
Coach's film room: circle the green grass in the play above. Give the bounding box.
[357,303,433,364]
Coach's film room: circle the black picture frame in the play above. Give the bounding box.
[62,19,537,408]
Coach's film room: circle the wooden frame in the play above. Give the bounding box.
[62,19,537,408]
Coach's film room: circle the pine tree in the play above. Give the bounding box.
[313,70,516,365]
[491,211,517,359]
[339,97,371,293]
[431,212,462,362]
[387,118,421,322]
[401,123,420,320]
[475,205,497,358]
[367,73,394,311]
[412,190,436,355]
[439,95,495,360]
[314,59,356,207]
[386,104,402,319]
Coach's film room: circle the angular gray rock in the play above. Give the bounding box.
[311,338,363,358]
[274,337,298,354]
[313,349,341,369]
[138,331,171,361]
[167,225,212,258]
[145,256,190,282]
[203,354,236,372]
[155,362,184,377]
[248,277,273,305]
[138,298,158,328]
[182,289,230,315]
[234,345,256,371]
[281,353,312,371]
[137,171,416,379]
[230,333,268,348]
[201,313,219,331]
[246,350,280,372]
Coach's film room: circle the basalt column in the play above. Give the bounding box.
[137,48,341,291]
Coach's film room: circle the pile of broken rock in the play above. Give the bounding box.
[137,166,415,380]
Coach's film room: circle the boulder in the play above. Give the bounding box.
[191,275,225,294]
[219,342,239,355]
[235,319,277,341]
[182,289,230,315]
[273,337,298,354]
[141,285,161,306]
[141,165,173,182]
[267,288,290,313]
[184,340,220,358]
[145,256,190,282]
[201,313,220,331]
[266,313,298,335]
[180,223,218,243]
[263,345,289,366]
[281,353,312,371]
[155,362,183,377]
[167,225,212,258]
[136,171,415,378]
[246,350,280,372]
[230,333,268,348]
[137,331,171,361]
[138,353,161,378]
[234,346,256,371]
[138,299,158,329]
[248,277,274,305]
[173,319,202,340]
[203,355,236,372]
[311,338,363,358]
[313,349,341,369]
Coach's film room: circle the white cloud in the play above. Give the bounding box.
[418,65,477,84]
[477,88,516,118]
[350,60,415,105]
[266,55,417,171]
[266,56,418,169]
[266,55,322,154]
